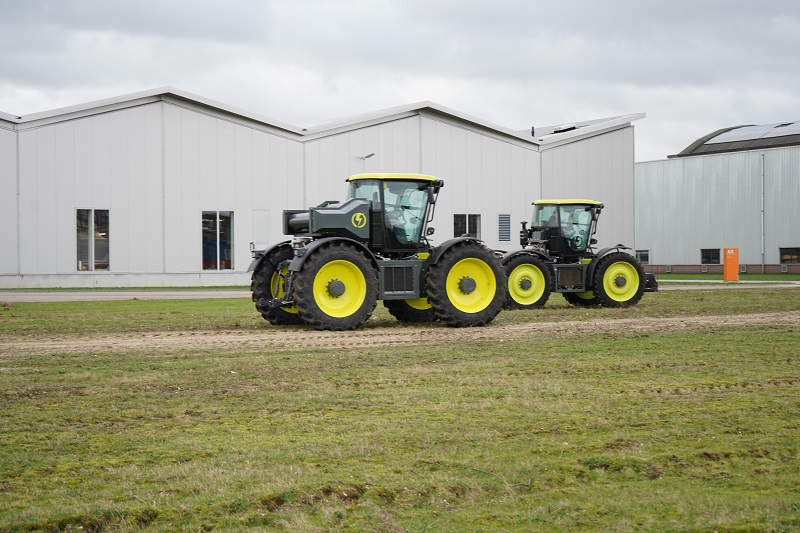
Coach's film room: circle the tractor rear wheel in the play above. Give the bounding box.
[292,242,378,330]
[504,254,552,309]
[426,241,506,327]
[250,245,304,325]
[592,252,646,307]
[384,298,438,322]
[563,291,600,307]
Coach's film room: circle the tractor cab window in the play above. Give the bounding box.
[532,205,559,228]
[347,180,382,209]
[382,180,428,245]
[559,205,592,252]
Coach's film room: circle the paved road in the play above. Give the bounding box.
[1,282,799,302]
[0,290,251,303]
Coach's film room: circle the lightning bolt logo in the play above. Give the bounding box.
[351,212,367,229]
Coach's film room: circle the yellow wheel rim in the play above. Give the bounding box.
[270,266,298,315]
[507,263,546,305]
[445,258,497,313]
[312,260,367,318]
[405,297,432,310]
[574,291,594,300]
[602,262,640,302]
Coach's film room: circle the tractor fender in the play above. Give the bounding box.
[287,237,379,272]
[427,237,484,265]
[585,244,634,282]
[247,241,292,272]
[499,249,551,266]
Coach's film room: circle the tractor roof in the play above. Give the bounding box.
[533,199,603,206]
[347,173,441,183]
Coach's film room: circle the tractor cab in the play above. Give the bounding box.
[346,173,443,256]
[529,199,603,259]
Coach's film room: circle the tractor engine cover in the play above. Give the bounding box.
[310,198,371,241]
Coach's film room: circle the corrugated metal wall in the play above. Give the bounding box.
[635,146,800,265]
[0,126,17,275]
[541,127,636,251]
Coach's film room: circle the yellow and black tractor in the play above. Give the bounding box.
[502,199,657,309]
[249,173,506,330]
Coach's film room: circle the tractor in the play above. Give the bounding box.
[248,173,506,330]
[501,199,657,309]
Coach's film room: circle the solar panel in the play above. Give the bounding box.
[708,121,800,144]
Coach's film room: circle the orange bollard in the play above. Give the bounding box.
[723,248,739,282]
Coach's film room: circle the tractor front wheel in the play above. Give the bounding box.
[426,242,506,327]
[250,245,304,325]
[384,298,438,323]
[292,242,378,330]
[504,254,552,309]
[592,252,645,307]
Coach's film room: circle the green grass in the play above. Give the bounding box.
[1,291,799,531]
[655,273,800,282]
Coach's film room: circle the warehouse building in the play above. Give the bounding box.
[0,87,644,288]
[635,121,800,273]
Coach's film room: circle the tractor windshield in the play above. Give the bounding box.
[532,204,559,228]
[348,179,430,247]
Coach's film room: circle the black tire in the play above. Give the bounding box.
[292,242,378,331]
[250,245,304,325]
[592,252,646,308]
[563,291,600,307]
[503,254,552,310]
[383,299,438,323]
[426,241,506,327]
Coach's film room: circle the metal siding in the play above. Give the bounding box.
[55,122,75,273]
[0,128,17,274]
[541,128,636,251]
[109,110,130,273]
[36,127,57,274]
[163,103,183,272]
[198,114,218,210]
[234,125,254,272]
[765,147,800,262]
[18,131,37,274]
[144,104,164,273]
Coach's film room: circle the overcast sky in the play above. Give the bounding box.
[1,0,798,161]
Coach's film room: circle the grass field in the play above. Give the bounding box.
[1,290,799,531]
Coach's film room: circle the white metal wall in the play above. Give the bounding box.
[0,126,17,275]
[635,146,800,265]
[419,116,541,251]
[162,103,304,275]
[541,127,635,251]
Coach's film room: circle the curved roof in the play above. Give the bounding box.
[671,120,800,157]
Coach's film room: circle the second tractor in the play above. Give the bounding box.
[501,199,657,309]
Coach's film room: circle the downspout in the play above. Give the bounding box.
[760,152,765,274]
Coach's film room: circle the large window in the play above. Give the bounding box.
[203,211,234,270]
[498,214,511,242]
[701,248,720,265]
[780,248,800,264]
[77,209,110,271]
[454,214,481,239]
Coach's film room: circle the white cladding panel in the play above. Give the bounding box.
[634,148,794,265]
[163,103,304,273]
[0,128,18,274]
[541,127,635,251]
[303,116,422,209]
[15,104,164,277]
[419,116,541,250]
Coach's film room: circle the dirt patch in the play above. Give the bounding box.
[2,311,799,356]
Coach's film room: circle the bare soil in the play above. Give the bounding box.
[3,311,799,356]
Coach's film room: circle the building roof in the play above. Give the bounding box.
[0,86,644,148]
[671,120,800,157]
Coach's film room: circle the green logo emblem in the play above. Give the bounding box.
[351,212,367,229]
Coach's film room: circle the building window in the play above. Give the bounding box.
[454,214,481,239]
[701,248,720,265]
[780,248,800,264]
[498,214,511,242]
[635,250,650,264]
[203,211,234,270]
[77,209,110,271]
